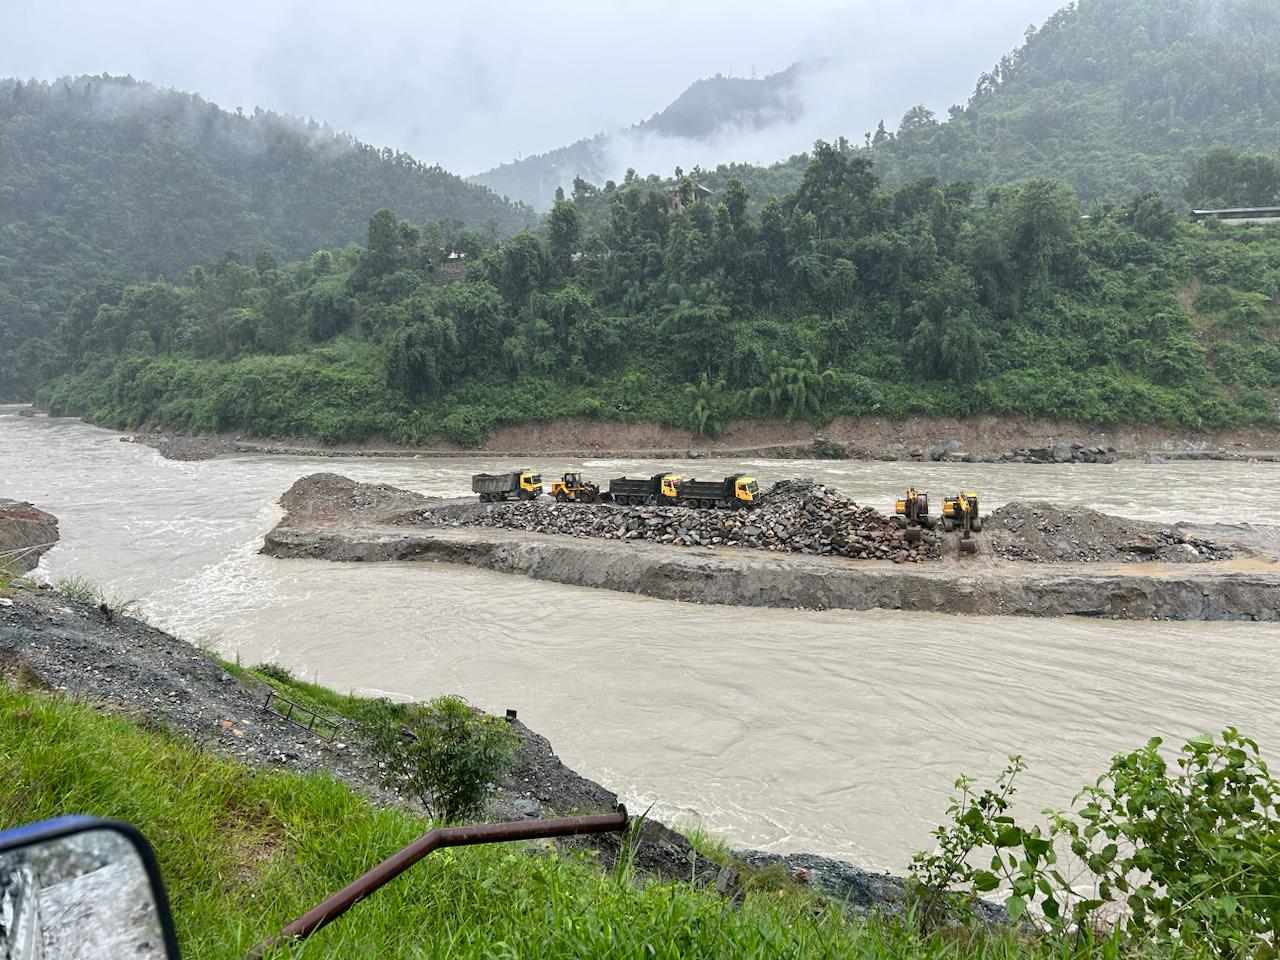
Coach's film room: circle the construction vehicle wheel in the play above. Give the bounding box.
[943,518,955,532]
[922,517,937,530]
[905,527,923,544]
[960,539,978,555]
[894,516,907,529]
[972,516,983,533]
[556,492,568,502]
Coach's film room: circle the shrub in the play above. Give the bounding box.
[440,405,496,447]
[912,729,1280,952]
[54,575,103,605]
[252,662,296,684]
[360,695,518,822]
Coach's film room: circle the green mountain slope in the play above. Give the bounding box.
[0,75,533,396]
[696,0,1280,208]
[874,0,1280,203]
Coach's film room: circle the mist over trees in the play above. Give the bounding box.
[0,75,533,396]
[691,0,1280,215]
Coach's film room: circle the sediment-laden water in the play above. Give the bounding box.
[4,407,1278,868]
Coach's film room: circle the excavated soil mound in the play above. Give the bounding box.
[405,479,940,563]
[277,473,438,526]
[987,502,1231,564]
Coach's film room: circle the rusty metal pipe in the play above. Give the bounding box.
[253,806,627,954]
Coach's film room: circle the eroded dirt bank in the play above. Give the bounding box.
[263,476,1280,621]
[102,411,1280,462]
[0,499,59,573]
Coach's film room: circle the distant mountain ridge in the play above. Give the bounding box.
[470,63,809,209]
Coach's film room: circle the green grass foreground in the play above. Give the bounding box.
[0,680,1190,960]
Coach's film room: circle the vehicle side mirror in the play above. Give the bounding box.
[0,817,180,959]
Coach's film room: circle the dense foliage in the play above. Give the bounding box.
[0,75,533,396]
[913,729,1280,953]
[28,143,1280,444]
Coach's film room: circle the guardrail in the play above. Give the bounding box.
[249,807,629,955]
[262,689,342,742]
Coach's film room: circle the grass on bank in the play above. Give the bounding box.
[0,681,1178,960]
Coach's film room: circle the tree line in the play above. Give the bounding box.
[26,142,1280,444]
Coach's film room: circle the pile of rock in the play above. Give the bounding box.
[434,479,940,563]
[986,502,1231,564]
[904,441,1119,464]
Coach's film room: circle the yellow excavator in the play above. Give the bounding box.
[894,488,935,543]
[941,491,983,554]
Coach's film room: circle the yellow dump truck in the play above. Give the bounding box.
[472,470,543,502]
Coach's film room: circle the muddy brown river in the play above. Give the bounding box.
[4,407,1279,870]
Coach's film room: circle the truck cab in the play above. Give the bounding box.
[520,471,543,497]
[658,474,681,503]
[733,476,760,506]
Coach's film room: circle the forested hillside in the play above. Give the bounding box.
[29,145,1280,445]
[695,0,1280,208]
[0,75,533,396]
[471,65,807,209]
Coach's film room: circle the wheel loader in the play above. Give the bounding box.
[549,472,600,503]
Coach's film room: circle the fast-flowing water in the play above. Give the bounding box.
[4,406,1278,869]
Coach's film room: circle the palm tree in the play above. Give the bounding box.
[782,353,836,421]
[684,373,724,436]
[748,350,788,415]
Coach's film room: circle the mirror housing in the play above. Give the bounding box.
[0,817,180,959]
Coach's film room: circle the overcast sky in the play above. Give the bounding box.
[7,0,1067,175]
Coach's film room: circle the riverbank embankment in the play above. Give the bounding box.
[0,498,60,573]
[93,411,1280,464]
[262,475,1280,622]
[0,578,947,913]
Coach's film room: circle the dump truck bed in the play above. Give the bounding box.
[472,471,523,494]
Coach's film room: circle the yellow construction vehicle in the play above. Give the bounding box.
[894,488,935,543]
[941,491,983,553]
[894,489,934,526]
[549,472,601,503]
[472,470,543,502]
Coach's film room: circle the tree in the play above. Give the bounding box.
[781,353,835,421]
[683,372,726,436]
[547,198,581,276]
[488,232,548,307]
[1186,148,1280,209]
[386,312,459,399]
[749,351,789,415]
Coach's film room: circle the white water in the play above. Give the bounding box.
[4,407,1278,868]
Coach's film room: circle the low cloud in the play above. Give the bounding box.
[7,0,1065,175]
